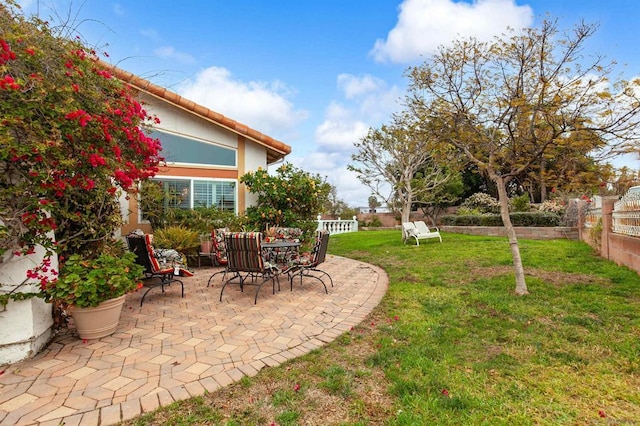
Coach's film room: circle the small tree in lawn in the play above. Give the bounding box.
[0,2,162,302]
[414,169,464,226]
[406,19,640,295]
[323,185,357,219]
[240,163,331,235]
[368,195,381,213]
[349,111,455,238]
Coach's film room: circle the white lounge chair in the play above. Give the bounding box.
[402,221,442,245]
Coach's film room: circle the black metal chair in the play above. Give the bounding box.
[126,233,185,306]
[206,228,231,286]
[287,230,333,293]
[219,231,279,304]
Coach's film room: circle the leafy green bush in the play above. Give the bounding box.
[241,163,331,230]
[456,206,484,216]
[153,226,200,256]
[360,216,383,227]
[441,211,561,226]
[43,251,144,308]
[510,212,561,226]
[510,194,531,212]
[290,220,319,244]
[164,207,250,233]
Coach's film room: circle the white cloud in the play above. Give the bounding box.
[371,0,533,63]
[337,74,386,99]
[177,66,308,139]
[314,101,370,152]
[301,74,404,207]
[154,46,195,64]
[290,153,372,208]
[313,74,403,153]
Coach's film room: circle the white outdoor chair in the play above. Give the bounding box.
[403,221,442,245]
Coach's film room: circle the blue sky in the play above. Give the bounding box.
[16,0,640,207]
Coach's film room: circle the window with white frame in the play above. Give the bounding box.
[152,178,237,212]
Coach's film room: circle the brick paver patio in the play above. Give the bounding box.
[0,255,387,425]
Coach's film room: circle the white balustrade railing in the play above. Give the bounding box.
[613,187,640,236]
[317,215,358,235]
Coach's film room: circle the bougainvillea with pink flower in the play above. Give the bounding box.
[0,2,162,302]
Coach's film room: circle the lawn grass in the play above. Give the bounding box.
[122,231,640,425]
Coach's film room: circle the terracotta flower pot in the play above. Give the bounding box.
[201,240,213,253]
[70,295,126,340]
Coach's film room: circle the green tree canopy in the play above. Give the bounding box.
[406,19,640,294]
[349,111,456,226]
[240,163,331,231]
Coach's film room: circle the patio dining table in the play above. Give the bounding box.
[261,240,301,272]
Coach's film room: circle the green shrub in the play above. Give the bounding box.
[369,216,383,227]
[441,211,561,226]
[161,207,251,233]
[456,206,484,216]
[510,211,561,226]
[153,226,200,256]
[290,219,319,244]
[360,216,383,227]
[511,194,531,212]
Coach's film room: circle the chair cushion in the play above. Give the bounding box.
[274,227,303,242]
[212,228,229,263]
[144,234,164,273]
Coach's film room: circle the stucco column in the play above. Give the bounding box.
[0,245,56,364]
[599,196,618,260]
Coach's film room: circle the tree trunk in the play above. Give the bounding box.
[495,176,529,295]
[400,202,412,241]
[539,157,547,203]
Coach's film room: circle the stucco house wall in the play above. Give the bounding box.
[106,64,291,235]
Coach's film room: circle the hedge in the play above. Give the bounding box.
[440,211,561,227]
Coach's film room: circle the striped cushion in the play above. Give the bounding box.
[144,234,170,273]
[225,232,267,273]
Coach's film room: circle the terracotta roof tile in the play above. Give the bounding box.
[99,60,291,164]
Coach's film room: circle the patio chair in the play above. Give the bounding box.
[219,231,280,304]
[206,227,230,286]
[402,221,442,245]
[287,230,333,293]
[211,228,230,266]
[126,233,185,306]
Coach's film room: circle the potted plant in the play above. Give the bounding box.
[42,243,144,340]
[264,226,278,243]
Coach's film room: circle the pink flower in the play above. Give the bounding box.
[88,153,106,167]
